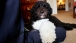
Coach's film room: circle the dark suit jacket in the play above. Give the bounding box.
[0,0,24,43]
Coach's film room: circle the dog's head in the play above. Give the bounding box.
[30,1,52,21]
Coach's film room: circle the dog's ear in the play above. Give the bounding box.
[46,2,52,17]
[30,5,38,21]
[48,7,52,16]
[30,1,40,15]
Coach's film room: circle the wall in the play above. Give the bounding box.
[46,0,74,14]
[68,0,74,11]
[47,0,57,14]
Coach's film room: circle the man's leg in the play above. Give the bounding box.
[25,27,66,43]
[53,27,66,43]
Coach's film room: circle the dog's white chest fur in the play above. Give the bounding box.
[32,19,56,43]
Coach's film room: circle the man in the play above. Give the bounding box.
[0,0,66,43]
[0,0,24,43]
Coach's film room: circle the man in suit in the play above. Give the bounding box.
[0,0,66,43]
[0,0,24,43]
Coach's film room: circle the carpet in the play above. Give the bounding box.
[53,10,76,43]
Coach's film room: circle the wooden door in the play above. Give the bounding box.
[21,0,46,24]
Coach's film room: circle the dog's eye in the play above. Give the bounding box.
[36,5,40,8]
[43,5,46,7]
[37,5,40,7]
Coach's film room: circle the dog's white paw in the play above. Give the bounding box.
[41,37,55,43]
[40,33,56,43]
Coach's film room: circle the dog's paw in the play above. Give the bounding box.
[41,34,56,43]
[42,38,55,43]
[64,26,73,30]
[42,38,54,43]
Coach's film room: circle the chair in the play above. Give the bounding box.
[73,6,76,18]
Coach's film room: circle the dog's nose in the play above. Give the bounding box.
[40,10,44,13]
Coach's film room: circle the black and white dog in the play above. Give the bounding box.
[29,1,76,43]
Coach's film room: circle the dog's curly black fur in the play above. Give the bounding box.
[29,1,76,31]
